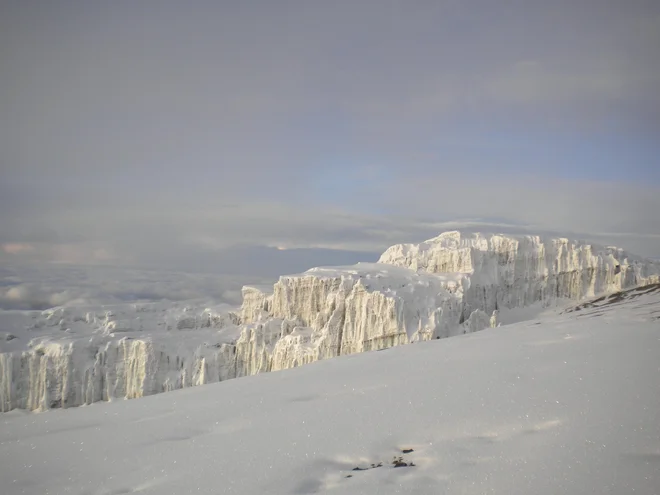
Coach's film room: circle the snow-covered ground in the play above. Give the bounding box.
[1,284,658,494]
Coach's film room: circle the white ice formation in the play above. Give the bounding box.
[380,231,660,319]
[1,231,658,411]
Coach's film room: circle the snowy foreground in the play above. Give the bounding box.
[1,284,659,494]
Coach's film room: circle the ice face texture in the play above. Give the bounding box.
[379,231,659,319]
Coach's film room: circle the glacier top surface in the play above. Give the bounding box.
[399,230,642,257]
[279,262,467,300]
[285,262,466,283]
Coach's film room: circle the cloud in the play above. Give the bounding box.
[1,176,658,273]
[0,0,658,280]
[374,175,660,252]
[2,2,657,180]
[486,60,625,105]
[0,284,81,311]
[0,263,274,311]
[2,243,35,255]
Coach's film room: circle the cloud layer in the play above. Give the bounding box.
[0,262,274,311]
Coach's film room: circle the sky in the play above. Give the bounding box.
[1,0,659,282]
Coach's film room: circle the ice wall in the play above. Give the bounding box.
[4,231,656,412]
[0,263,493,412]
[0,304,240,412]
[237,264,492,372]
[240,285,272,323]
[379,231,660,318]
[0,338,240,412]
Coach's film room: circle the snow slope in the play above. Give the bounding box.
[1,284,658,494]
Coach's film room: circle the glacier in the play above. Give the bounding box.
[380,231,660,320]
[1,231,658,412]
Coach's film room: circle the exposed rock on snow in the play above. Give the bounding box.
[1,231,658,412]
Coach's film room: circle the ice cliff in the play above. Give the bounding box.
[0,304,241,411]
[237,264,485,374]
[379,231,660,320]
[2,231,658,412]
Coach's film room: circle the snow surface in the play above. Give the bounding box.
[1,284,659,494]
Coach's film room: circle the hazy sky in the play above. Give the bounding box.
[1,0,659,274]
